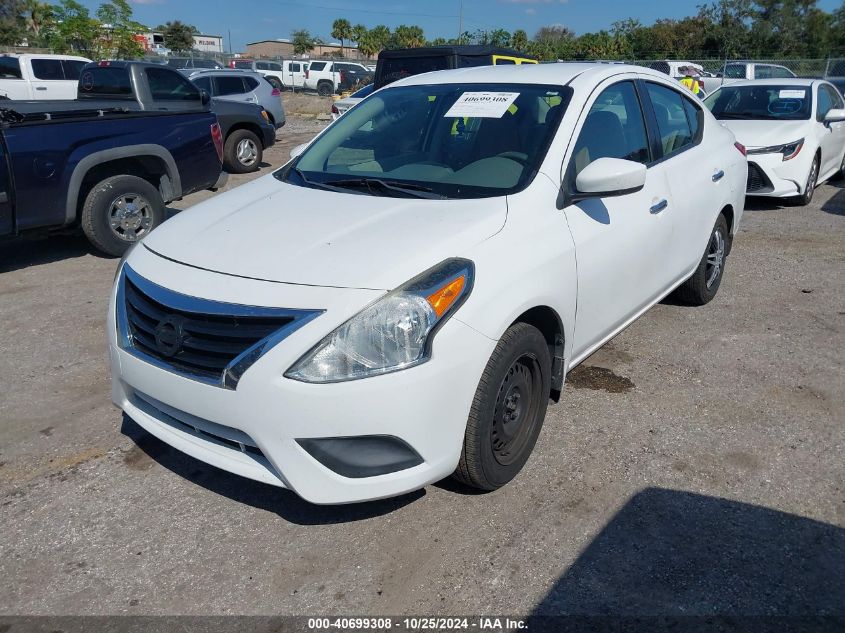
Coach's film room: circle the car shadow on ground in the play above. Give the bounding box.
[821,181,845,216]
[0,233,111,274]
[527,487,844,632]
[120,415,425,524]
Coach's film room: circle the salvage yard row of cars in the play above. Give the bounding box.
[4,46,845,504]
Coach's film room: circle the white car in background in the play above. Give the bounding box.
[705,79,845,205]
[108,63,746,504]
[0,53,91,100]
[331,83,374,119]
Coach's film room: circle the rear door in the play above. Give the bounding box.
[213,74,252,104]
[561,78,675,360]
[286,61,305,87]
[28,58,71,99]
[0,135,12,236]
[0,56,29,99]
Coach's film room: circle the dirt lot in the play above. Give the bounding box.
[0,117,843,618]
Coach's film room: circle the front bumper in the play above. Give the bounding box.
[745,150,812,198]
[108,254,495,504]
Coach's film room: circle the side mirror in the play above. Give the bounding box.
[200,89,211,106]
[824,108,845,123]
[290,143,308,159]
[572,157,647,202]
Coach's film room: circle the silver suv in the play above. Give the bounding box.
[184,68,286,129]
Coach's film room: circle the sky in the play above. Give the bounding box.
[79,0,843,53]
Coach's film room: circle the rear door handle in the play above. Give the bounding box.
[650,199,668,214]
[35,86,47,91]
[712,170,725,182]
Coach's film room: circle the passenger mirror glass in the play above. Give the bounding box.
[573,157,647,200]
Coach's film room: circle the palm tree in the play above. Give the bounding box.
[22,0,51,39]
[331,18,352,54]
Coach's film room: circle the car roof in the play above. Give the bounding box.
[389,62,668,88]
[714,79,818,88]
[1,53,91,61]
[187,68,262,77]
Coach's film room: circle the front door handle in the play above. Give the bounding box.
[650,199,668,214]
[712,169,725,182]
[35,86,47,91]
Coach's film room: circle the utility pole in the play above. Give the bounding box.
[458,1,463,42]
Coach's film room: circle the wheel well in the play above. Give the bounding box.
[514,306,565,402]
[720,204,734,235]
[77,157,170,221]
[227,123,265,147]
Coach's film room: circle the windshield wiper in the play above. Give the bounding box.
[292,167,368,195]
[323,177,446,200]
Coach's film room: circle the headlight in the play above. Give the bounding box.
[285,258,474,383]
[747,138,804,161]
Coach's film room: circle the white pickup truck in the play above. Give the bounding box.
[701,61,796,94]
[0,54,92,100]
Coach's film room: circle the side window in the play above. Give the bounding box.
[571,81,650,178]
[146,67,201,101]
[828,85,844,109]
[31,59,64,80]
[646,82,694,157]
[817,85,834,121]
[290,63,300,73]
[61,60,86,81]
[192,76,212,94]
[770,66,794,79]
[724,64,745,79]
[214,75,246,95]
[755,65,774,79]
[269,63,282,71]
[681,96,703,143]
[256,62,269,70]
[309,61,326,72]
[0,56,22,79]
[243,76,260,91]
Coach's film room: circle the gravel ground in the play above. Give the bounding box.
[0,120,842,618]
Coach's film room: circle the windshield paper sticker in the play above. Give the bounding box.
[445,92,521,118]
[779,89,805,99]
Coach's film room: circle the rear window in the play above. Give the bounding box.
[244,76,260,90]
[376,56,450,87]
[0,56,22,79]
[61,60,86,80]
[31,59,64,80]
[79,67,133,98]
[146,67,201,101]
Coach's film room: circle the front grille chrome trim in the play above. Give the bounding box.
[116,265,323,389]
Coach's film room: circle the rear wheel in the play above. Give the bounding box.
[793,155,819,206]
[453,322,551,491]
[81,175,165,257]
[673,213,729,306]
[223,129,262,173]
[317,81,333,97]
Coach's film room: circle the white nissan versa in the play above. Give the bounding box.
[108,64,747,504]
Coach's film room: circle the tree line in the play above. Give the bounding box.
[323,1,845,61]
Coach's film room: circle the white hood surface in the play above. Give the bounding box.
[720,119,809,149]
[143,174,507,290]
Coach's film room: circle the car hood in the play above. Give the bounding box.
[718,119,809,148]
[143,173,507,290]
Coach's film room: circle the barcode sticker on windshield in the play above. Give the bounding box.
[444,92,520,118]
[779,89,805,99]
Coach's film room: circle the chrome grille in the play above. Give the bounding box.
[117,265,322,389]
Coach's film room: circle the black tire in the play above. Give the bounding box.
[453,322,551,491]
[317,81,333,97]
[223,129,262,174]
[673,213,729,306]
[792,154,819,206]
[81,175,164,257]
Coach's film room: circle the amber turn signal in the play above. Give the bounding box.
[426,276,466,318]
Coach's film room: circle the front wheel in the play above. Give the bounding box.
[81,175,165,257]
[223,129,263,173]
[793,155,819,206]
[453,322,551,491]
[673,213,729,306]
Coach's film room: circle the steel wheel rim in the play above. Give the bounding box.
[236,139,258,166]
[108,193,153,242]
[705,228,725,289]
[806,159,818,202]
[491,353,542,466]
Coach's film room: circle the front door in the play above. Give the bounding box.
[29,58,74,99]
[561,79,675,362]
[816,83,845,177]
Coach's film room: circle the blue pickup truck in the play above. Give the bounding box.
[0,62,231,256]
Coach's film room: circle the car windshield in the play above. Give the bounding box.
[278,83,570,199]
[704,85,811,120]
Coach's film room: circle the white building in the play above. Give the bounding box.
[192,34,224,53]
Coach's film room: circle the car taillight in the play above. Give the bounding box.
[271,87,280,96]
[734,142,747,156]
[210,122,223,163]
[331,104,339,114]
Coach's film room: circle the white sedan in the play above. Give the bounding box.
[705,79,845,205]
[108,63,747,504]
